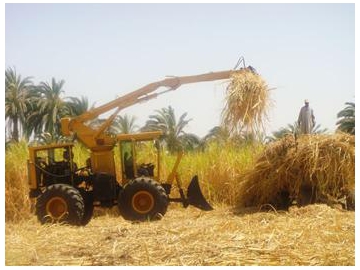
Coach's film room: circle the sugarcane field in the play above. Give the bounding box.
[5,3,355,267]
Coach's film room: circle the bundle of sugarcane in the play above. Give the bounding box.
[237,133,355,210]
[222,68,273,134]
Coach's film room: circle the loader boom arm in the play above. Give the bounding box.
[61,69,243,150]
[73,70,235,123]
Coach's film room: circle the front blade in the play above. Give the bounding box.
[187,175,213,211]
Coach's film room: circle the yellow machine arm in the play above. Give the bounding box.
[61,69,243,150]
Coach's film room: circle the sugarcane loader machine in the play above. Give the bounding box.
[28,66,254,225]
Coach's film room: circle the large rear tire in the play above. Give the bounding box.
[79,189,94,225]
[36,184,84,225]
[118,178,168,221]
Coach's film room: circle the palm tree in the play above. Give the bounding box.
[312,124,328,134]
[267,122,328,142]
[110,114,138,134]
[203,126,231,145]
[336,102,355,135]
[178,133,202,152]
[203,125,263,146]
[32,132,68,145]
[34,78,69,137]
[21,86,46,139]
[5,67,33,142]
[142,106,200,153]
[267,123,299,142]
[66,96,92,116]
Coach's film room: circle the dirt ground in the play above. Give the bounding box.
[5,204,355,266]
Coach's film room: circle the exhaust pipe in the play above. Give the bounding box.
[186,175,213,211]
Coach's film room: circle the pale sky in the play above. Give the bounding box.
[5,3,355,137]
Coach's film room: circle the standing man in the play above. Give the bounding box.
[298,99,315,134]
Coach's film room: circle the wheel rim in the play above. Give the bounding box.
[131,191,155,214]
[46,196,68,220]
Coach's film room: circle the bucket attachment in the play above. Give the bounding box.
[187,175,213,211]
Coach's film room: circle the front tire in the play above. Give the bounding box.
[36,184,84,225]
[118,178,169,221]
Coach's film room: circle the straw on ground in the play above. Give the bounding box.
[5,204,354,266]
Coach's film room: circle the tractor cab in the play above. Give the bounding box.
[117,131,162,185]
[28,143,77,196]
